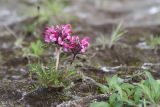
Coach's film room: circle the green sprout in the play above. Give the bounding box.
[22,40,44,58]
[109,22,126,48]
[96,22,126,49]
[30,40,44,57]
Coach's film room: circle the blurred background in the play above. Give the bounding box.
[1,0,160,66]
[1,0,160,27]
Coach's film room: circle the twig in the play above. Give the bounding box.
[3,24,17,38]
[70,54,76,65]
[57,94,110,107]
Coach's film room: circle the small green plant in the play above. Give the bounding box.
[28,61,76,88]
[138,72,160,106]
[109,22,126,48]
[22,40,44,58]
[93,75,142,107]
[90,71,160,107]
[148,35,160,49]
[96,22,125,49]
[30,40,44,57]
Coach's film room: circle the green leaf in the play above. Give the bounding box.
[149,35,160,48]
[109,93,117,104]
[108,75,119,87]
[30,40,44,57]
[121,83,134,96]
[109,22,126,47]
[99,84,109,93]
[114,101,123,107]
[138,81,155,103]
[134,87,142,104]
[90,102,109,107]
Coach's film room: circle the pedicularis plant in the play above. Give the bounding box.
[29,24,90,88]
[44,24,90,70]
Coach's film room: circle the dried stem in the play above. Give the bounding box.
[57,93,110,107]
[70,54,76,65]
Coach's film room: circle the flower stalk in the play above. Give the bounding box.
[55,47,61,71]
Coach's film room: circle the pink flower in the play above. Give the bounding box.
[43,24,90,55]
[43,24,72,46]
[64,36,90,54]
[80,37,90,53]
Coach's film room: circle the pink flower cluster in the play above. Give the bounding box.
[43,24,90,54]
